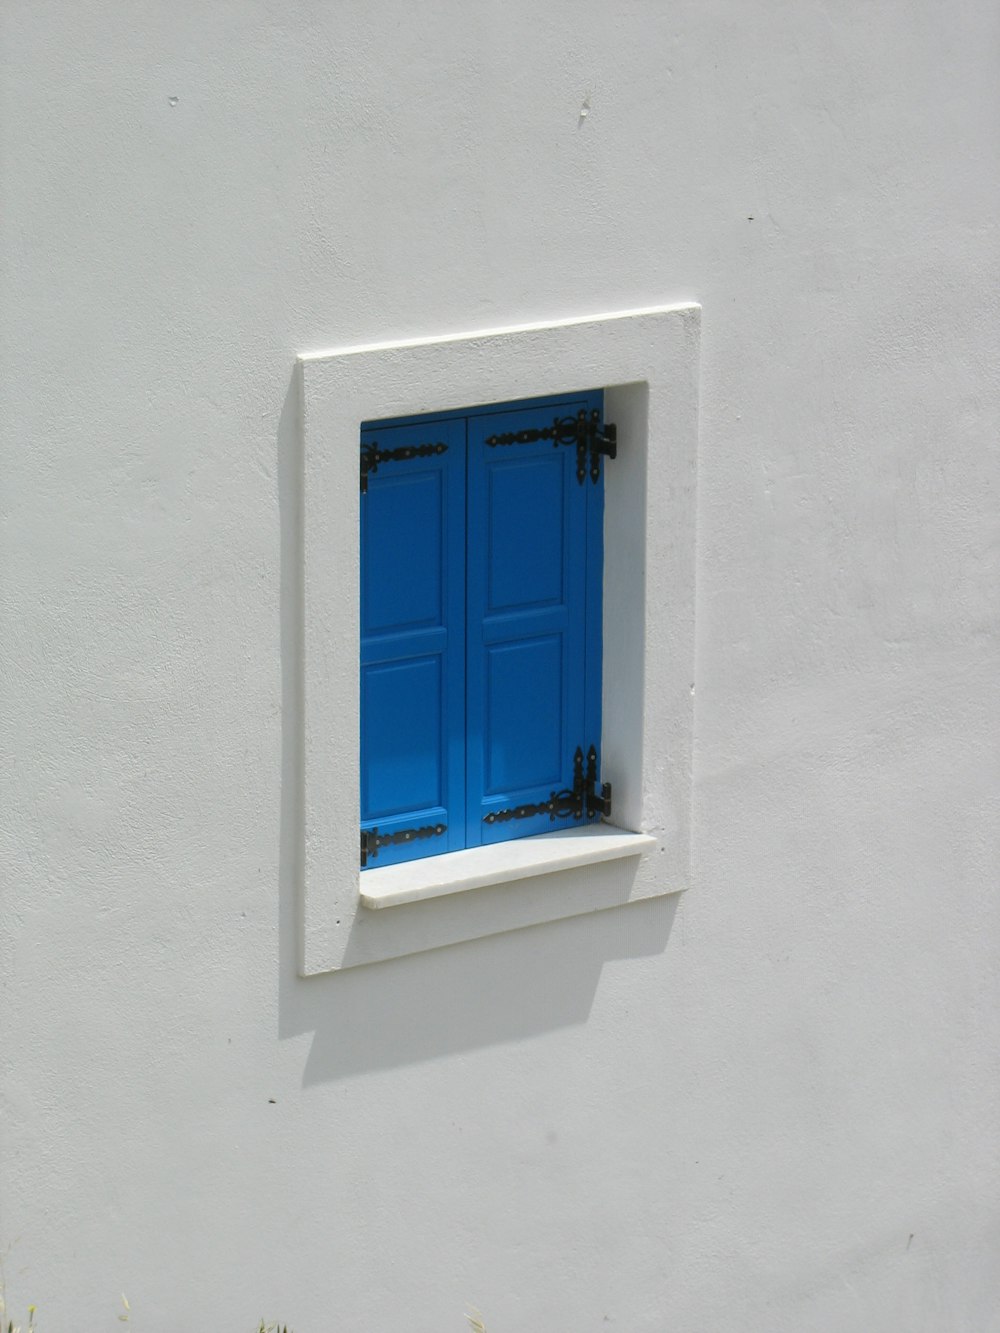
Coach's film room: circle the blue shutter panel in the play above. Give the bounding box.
[360,419,466,867]
[465,396,605,847]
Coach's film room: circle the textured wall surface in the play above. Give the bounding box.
[1,2,998,1330]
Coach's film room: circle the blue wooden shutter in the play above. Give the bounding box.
[360,418,466,868]
[464,395,605,847]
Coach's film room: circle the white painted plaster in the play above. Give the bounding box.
[298,305,699,973]
[2,3,998,1331]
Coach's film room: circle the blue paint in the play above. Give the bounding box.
[360,417,466,867]
[360,392,605,867]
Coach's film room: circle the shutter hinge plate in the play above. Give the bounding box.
[484,745,612,826]
[485,409,617,484]
[361,822,447,868]
[360,440,449,493]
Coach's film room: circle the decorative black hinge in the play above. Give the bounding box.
[485,409,617,485]
[360,441,448,494]
[584,744,612,819]
[483,745,612,826]
[361,822,446,868]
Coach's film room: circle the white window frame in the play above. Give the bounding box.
[297,305,700,974]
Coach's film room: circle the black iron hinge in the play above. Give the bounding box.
[483,745,612,826]
[360,440,448,494]
[361,822,446,868]
[485,409,617,485]
[584,744,612,819]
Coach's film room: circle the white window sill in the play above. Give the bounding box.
[360,824,658,910]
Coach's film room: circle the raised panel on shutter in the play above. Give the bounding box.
[465,394,605,848]
[360,418,466,867]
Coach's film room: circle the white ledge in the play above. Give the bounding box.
[360,824,658,910]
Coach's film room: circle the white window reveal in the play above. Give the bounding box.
[297,305,700,973]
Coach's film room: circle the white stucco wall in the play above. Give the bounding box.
[2,3,997,1330]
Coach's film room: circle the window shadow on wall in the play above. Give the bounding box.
[277,371,678,1086]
